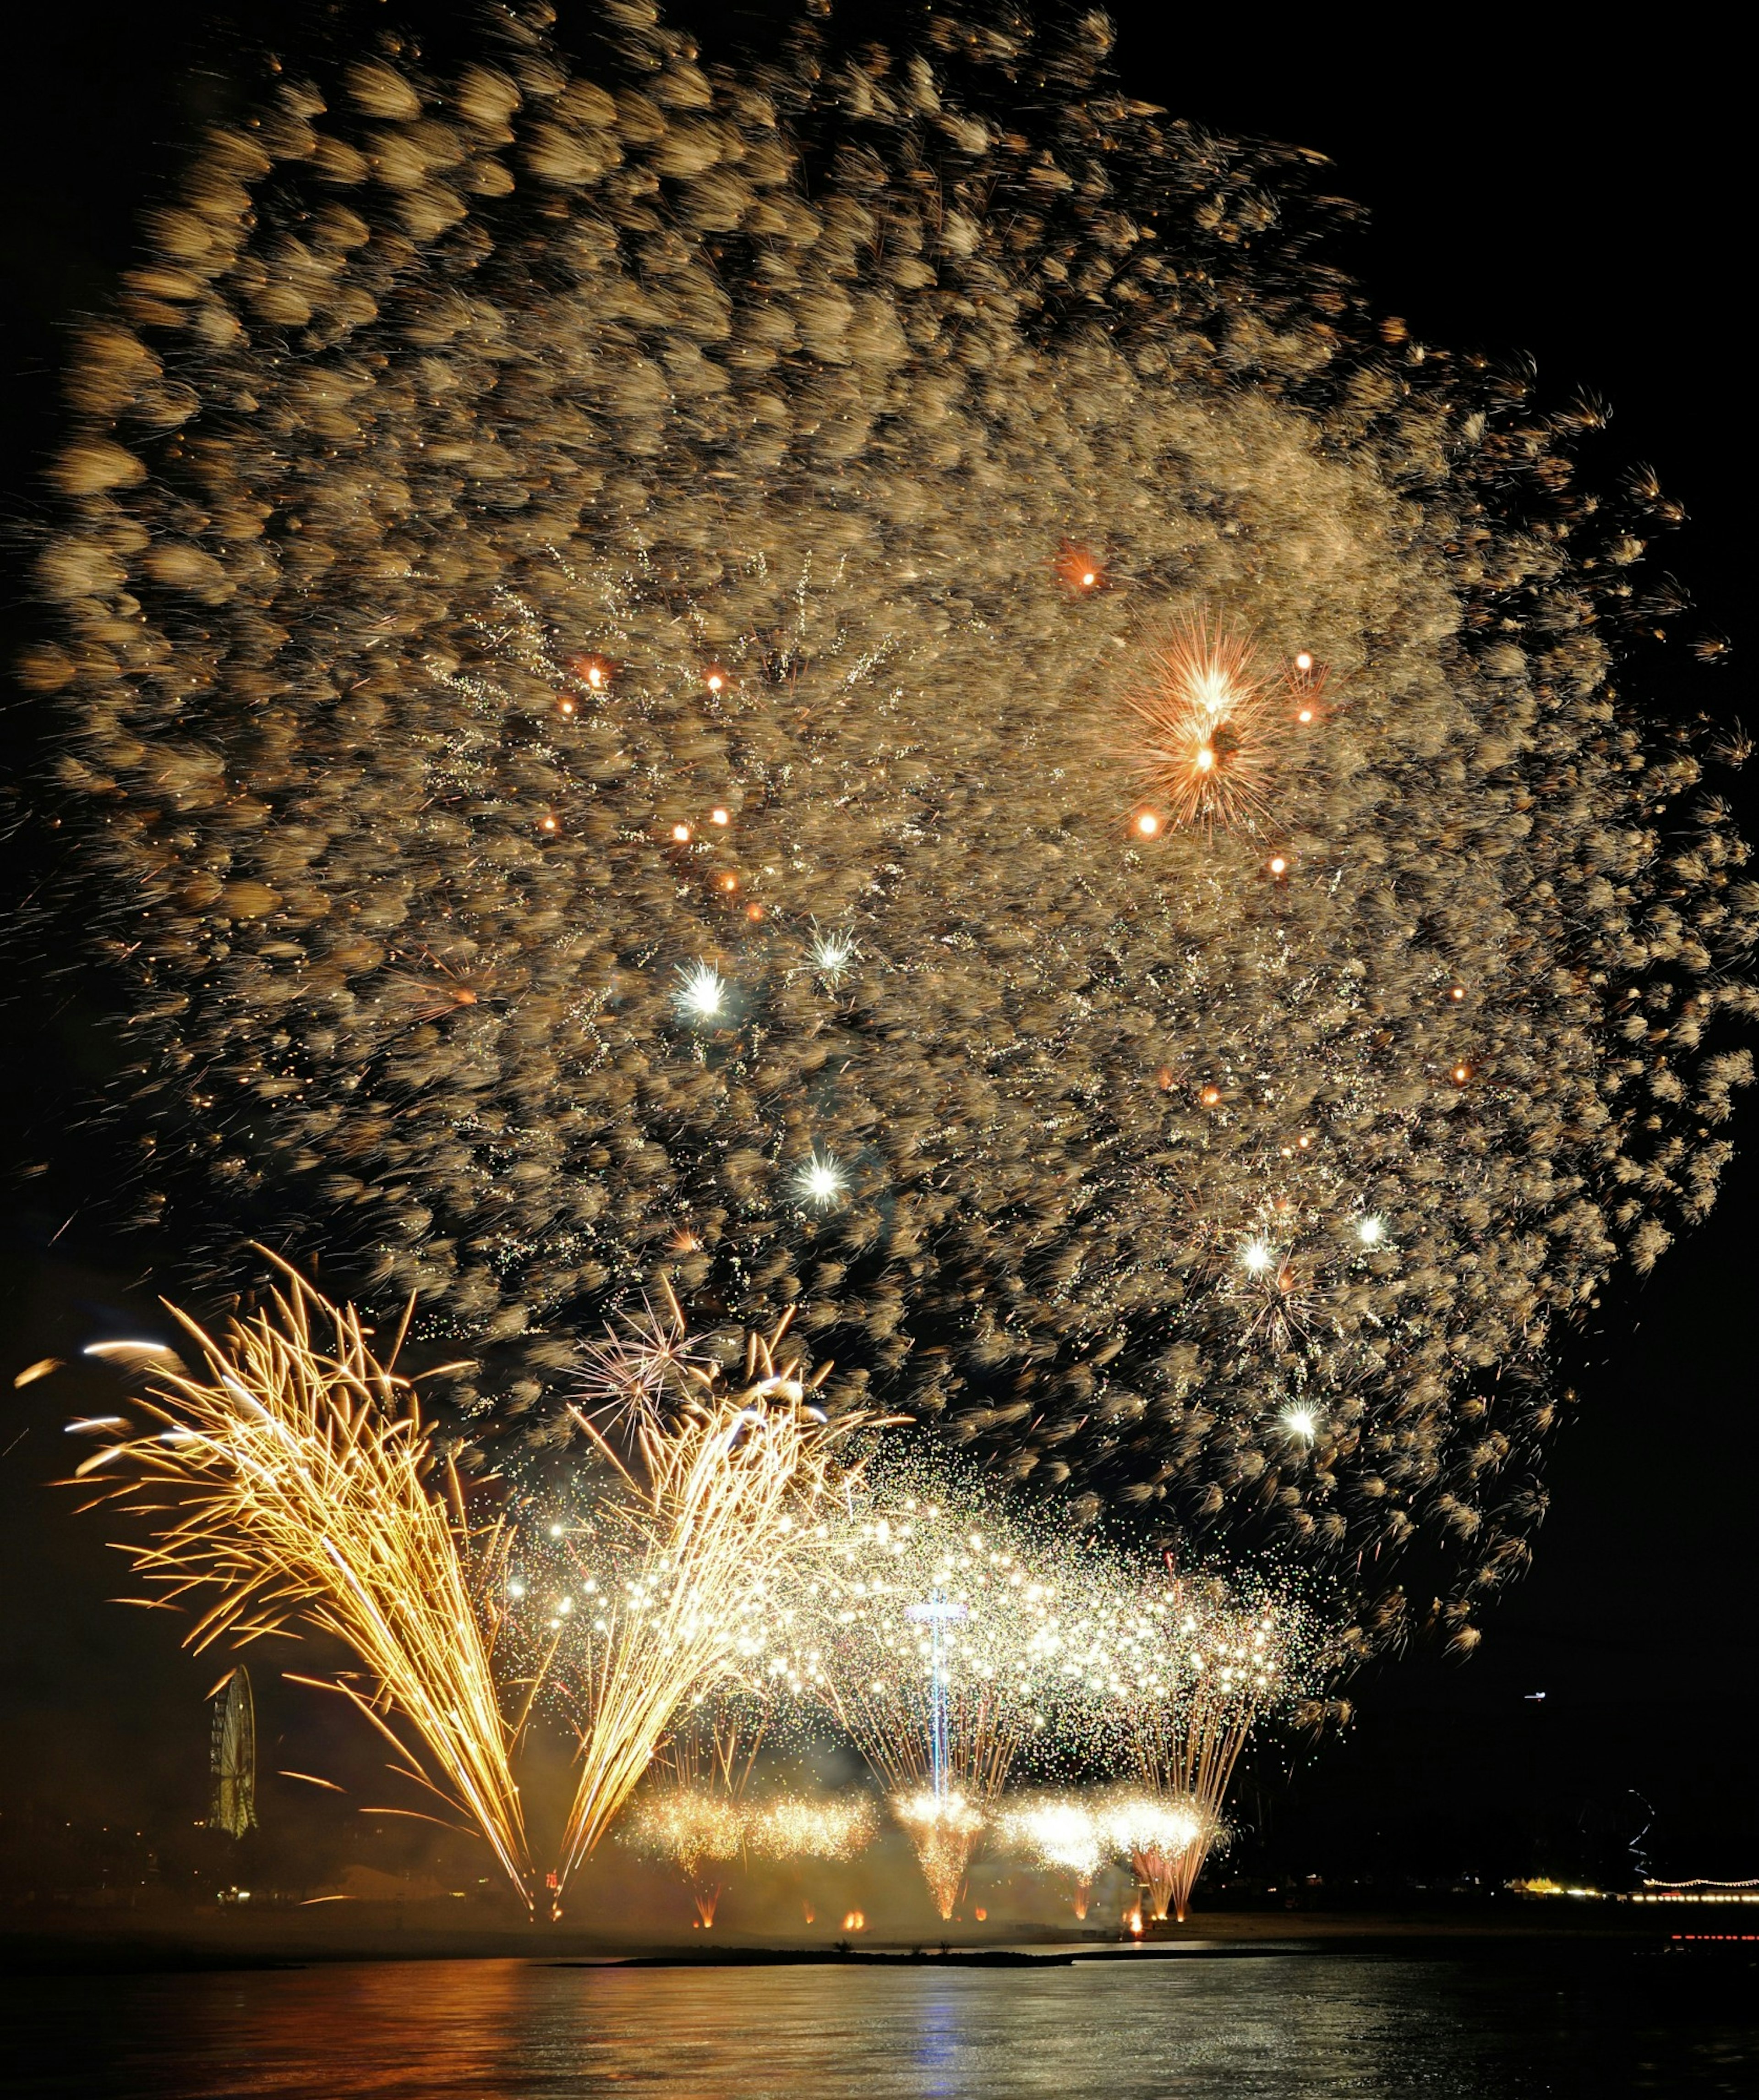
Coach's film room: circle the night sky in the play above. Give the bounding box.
[2,2,1753,1898]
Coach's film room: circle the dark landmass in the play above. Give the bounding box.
[5,1896,1748,1977]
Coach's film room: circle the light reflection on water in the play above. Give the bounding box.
[3,1953,1755,2099]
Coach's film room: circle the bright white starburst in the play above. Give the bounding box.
[1284,1408,1317,1441]
[1355,1216,1386,1247]
[674,962,728,1023]
[1240,1239,1275,1275]
[796,1148,848,1208]
[808,927,862,984]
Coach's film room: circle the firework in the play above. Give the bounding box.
[31,0,1753,1659]
[996,1795,1104,1919]
[623,1750,878,1925]
[544,1314,870,1915]
[573,1281,709,1434]
[892,1790,988,1920]
[628,1712,766,1926]
[620,1784,747,1929]
[1095,1577,1313,1919]
[781,1463,1117,1916]
[743,1790,879,1864]
[1098,1793,1210,1925]
[1118,615,1285,833]
[66,1265,531,1905]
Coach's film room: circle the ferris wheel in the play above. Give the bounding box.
[209,1668,257,1839]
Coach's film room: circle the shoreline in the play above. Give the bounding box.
[2,1903,1738,1977]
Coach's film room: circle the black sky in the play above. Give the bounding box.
[1,2,1753,1893]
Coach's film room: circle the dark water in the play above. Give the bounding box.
[3,1951,1755,2098]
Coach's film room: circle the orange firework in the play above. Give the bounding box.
[1118,614,1281,831]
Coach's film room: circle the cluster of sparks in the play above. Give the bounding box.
[29,0,1755,1801]
[622,1777,879,1925]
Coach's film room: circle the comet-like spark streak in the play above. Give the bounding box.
[30,0,1754,1667]
[67,1266,532,1905]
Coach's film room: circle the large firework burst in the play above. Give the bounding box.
[27,0,1754,1653]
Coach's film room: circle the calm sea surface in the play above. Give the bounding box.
[3,1951,1754,2098]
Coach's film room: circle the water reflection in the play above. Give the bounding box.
[3,1953,1754,2098]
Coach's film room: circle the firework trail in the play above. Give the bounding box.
[544,1312,873,1915]
[66,1263,532,1905]
[1094,1576,1312,1918]
[27,0,1753,1656]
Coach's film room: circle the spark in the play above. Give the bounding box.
[807,926,862,984]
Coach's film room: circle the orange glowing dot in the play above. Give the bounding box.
[567,653,612,691]
[558,698,576,716]
[719,873,738,892]
[1199,1085,1222,1107]
[1297,709,1314,724]
[1135,810,1161,836]
[842,1912,865,1932]
[1452,1064,1472,1085]
[705,671,726,693]
[710,807,730,826]
[745,903,764,921]
[1055,541,1104,594]
[1268,855,1288,875]
[1449,985,1466,1001]
[540,815,557,832]
[974,1907,988,1921]
[1297,1134,1312,1149]
[1295,651,1314,672]
[671,823,692,844]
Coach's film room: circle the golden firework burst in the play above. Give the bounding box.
[1118,614,1284,831]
